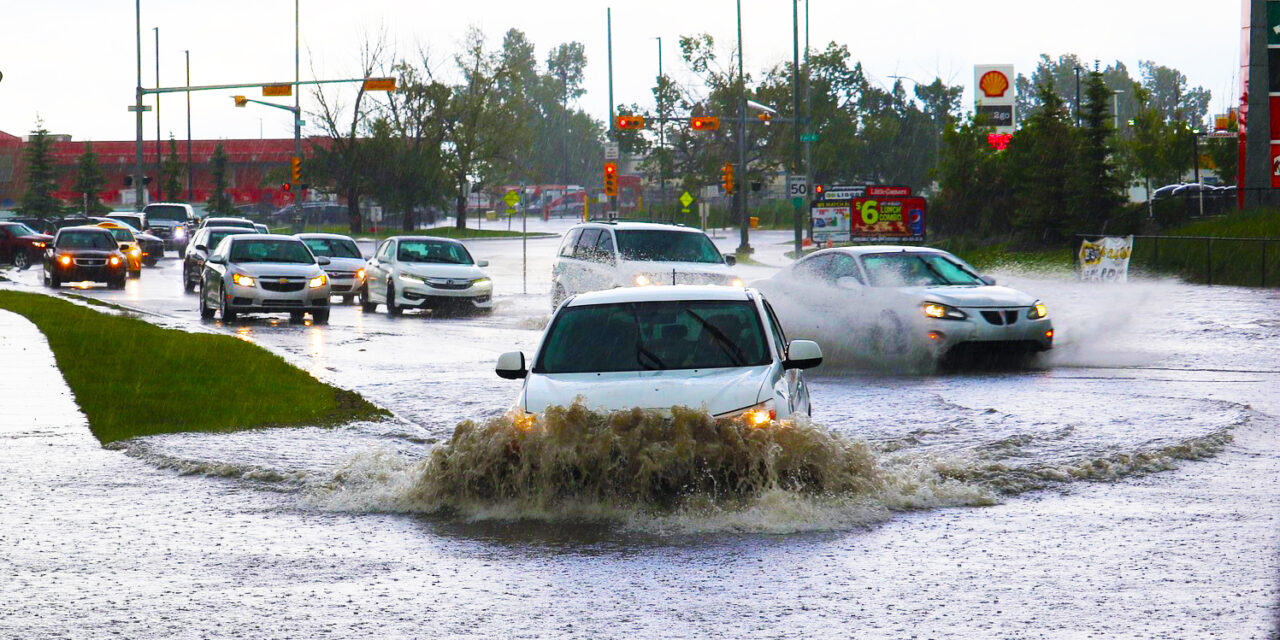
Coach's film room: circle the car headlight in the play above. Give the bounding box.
[400,272,427,284]
[130,248,141,258]
[922,302,967,320]
[472,277,492,289]
[309,274,328,288]
[33,241,46,249]
[1027,301,1048,319]
[355,268,366,280]
[231,273,256,287]
[109,256,121,266]
[634,274,651,286]
[173,227,187,238]
[719,400,777,427]
[730,277,745,288]
[58,255,72,266]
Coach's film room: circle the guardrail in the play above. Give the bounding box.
[1076,234,1279,287]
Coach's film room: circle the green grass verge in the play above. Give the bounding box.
[0,290,386,444]
[1167,208,1280,238]
[301,224,550,240]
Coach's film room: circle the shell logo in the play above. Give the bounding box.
[980,70,1010,98]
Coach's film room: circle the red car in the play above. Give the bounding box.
[0,221,54,271]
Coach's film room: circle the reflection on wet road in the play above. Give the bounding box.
[1,226,1277,638]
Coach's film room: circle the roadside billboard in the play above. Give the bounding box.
[809,185,926,243]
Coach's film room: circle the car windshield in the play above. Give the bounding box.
[229,239,314,264]
[4,224,35,237]
[534,300,769,374]
[615,230,723,264]
[145,205,188,222]
[303,238,362,259]
[397,240,472,264]
[207,219,255,229]
[861,252,984,287]
[57,231,116,250]
[209,230,252,249]
[104,228,134,242]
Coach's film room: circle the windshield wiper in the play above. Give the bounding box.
[684,309,747,366]
[918,259,956,285]
[629,304,666,370]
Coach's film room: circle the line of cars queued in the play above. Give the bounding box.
[5,210,1056,422]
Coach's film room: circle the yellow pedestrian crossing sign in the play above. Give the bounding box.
[679,191,694,213]
[503,190,520,214]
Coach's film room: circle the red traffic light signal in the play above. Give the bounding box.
[615,115,646,130]
[814,184,825,197]
[604,161,619,196]
[282,183,292,192]
[690,116,720,131]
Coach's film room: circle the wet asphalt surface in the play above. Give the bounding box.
[1,220,1277,639]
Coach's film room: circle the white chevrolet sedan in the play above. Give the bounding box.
[753,246,1053,362]
[495,286,823,421]
[361,236,493,315]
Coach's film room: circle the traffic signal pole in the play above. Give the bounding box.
[134,0,144,209]
[791,0,802,258]
[735,0,750,254]
[294,0,301,209]
[607,8,617,216]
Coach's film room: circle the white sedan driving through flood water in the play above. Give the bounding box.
[753,246,1053,364]
[495,285,823,422]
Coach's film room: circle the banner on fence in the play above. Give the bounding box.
[1078,235,1133,282]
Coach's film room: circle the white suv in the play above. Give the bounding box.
[496,285,823,421]
[550,221,741,308]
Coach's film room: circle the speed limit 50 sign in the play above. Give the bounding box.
[787,175,809,198]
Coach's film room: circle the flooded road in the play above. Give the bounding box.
[2,223,1278,638]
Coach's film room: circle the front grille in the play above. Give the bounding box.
[260,279,305,292]
[326,271,355,279]
[980,310,1021,326]
[426,279,471,290]
[75,258,107,267]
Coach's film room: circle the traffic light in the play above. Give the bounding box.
[615,115,646,130]
[233,95,248,107]
[290,156,302,183]
[814,184,825,198]
[756,112,774,124]
[720,163,734,195]
[282,183,292,192]
[604,162,619,197]
[690,116,720,131]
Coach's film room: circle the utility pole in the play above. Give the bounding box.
[607,8,616,216]
[1074,65,1082,127]
[656,36,665,219]
[154,27,162,202]
[293,0,301,209]
[185,50,192,202]
[790,0,802,257]
[133,0,144,208]
[735,0,750,253]
[803,0,812,252]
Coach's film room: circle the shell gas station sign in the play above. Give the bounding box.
[975,64,1016,149]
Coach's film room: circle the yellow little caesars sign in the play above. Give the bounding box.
[1079,236,1133,282]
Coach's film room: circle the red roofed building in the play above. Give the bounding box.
[0,130,318,211]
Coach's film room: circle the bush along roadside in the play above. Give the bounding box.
[0,290,387,444]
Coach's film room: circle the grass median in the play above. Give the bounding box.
[0,290,386,444]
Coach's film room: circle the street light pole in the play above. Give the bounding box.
[1073,65,1082,127]
[735,0,749,253]
[790,0,802,257]
[293,0,301,209]
[134,0,144,208]
[607,8,616,216]
[655,37,666,220]
[154,27,162,202]
[185,50,192,202]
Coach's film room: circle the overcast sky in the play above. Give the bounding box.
[0,0,1240,143]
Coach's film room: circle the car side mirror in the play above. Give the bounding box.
[195,245,207,253]
[207,255,226,265]
[496,351,527,379]
[723,254,737,267]
[980,275,996,286]
[835,276,861,290]
[477,259,490,268]
[783,339,823,370]
[317,256,331,266]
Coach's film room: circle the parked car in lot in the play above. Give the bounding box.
[361,236,492,315]
[105,212,147,232]
[199,234,332,323]
[142,203,196,253]
[9,217,56,235]
[254,223,270,234]
[297,233,367,304]
[752,246,1054,363]
[182,226,259,293]
[0,221,52,270]
[42,226,129,289]
[550,221,742,309]
[496,285,822,420]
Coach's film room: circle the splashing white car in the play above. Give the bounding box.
[495,285,823,422]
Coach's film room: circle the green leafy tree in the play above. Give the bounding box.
[1004,79,1079,241]
[933,118,1010,237]
[161,137,184,203]
[205,143,233,215]
[71,140,110,215]
[1069,69,1125,233]
[19,120,60,218]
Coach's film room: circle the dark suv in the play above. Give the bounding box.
[142,203,196,253]
[43,227,129,289]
